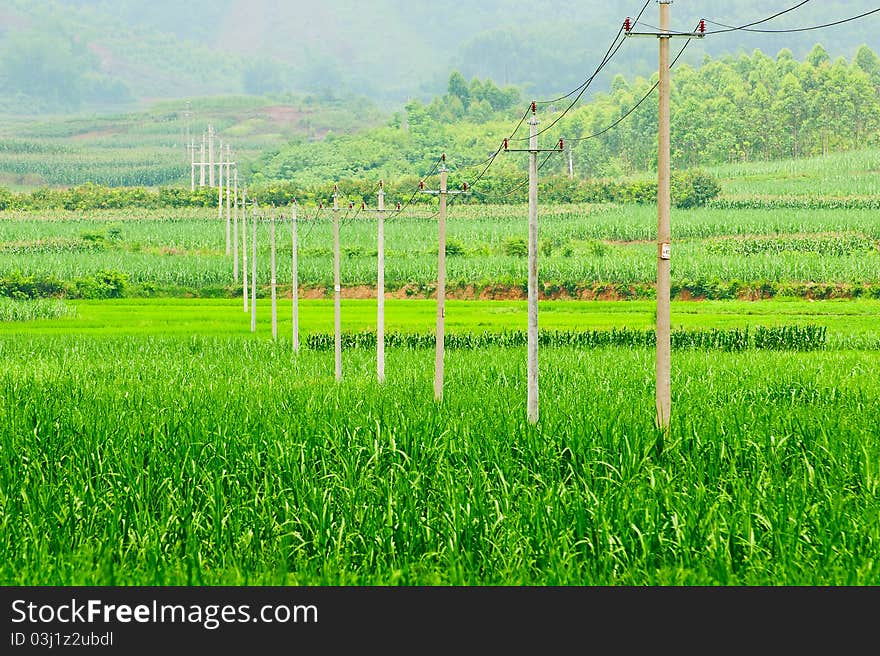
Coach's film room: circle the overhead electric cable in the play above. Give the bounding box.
[566,34,693,144]
[536,0,652,105]
[704,7,880,33]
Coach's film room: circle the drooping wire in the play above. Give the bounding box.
[566,34,693,144]
[469,150,560,203]
[461,104,535,190]
[535,0,652,105]
[699,0,812,33]
[704,6,880,33]
[384,154,447,221]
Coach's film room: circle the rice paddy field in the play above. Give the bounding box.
[2,150,879,586]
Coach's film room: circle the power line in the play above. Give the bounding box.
[470,150,558,202]
[461,104,534,189]
[704,6,880,34]
[700,0,812,34]
[566,36,693,144]
[535,0,652,105]
[385,154,447,221]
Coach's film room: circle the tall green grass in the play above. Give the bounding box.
[1,336,878,585]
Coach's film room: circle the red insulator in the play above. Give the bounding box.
[698,19,706,34]
[396,203,401,210]
[558,138,564,151]
[503,138,509,150]
[349,202,354,210]
[461,182,469,192]
[530,101,536,114]
[419,180,425,190]
[624,17,631,32]
[441,153,446,162]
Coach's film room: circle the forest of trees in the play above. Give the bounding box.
[250,44,880,187]
[3,0,879,110]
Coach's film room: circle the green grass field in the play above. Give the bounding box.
[2,297,880,348]
[2,329,878,585]
[2,144,880,586]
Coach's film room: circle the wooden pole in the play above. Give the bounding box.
[434,167,447,402]
[656,1,672,430]
[233,168,239,283]
[242,186,249,313]
[527,109,539,425]
[270,208,277,340]
[251,204,257,333]
[377,181,385,383]
[333,185,342,381]
[292,200,299,353]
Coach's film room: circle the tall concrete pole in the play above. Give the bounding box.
[233,168,239,283]
[208,125,215,188]
[377,181,385,383]
[333,186,342,381]
[270,209,277,341]
[656,0,672,429]
[199,134,206,187]
[242,186,249,313]
[225,144,232,257]
[292,200,299,353]
[251,204,257,333]
[527,109,539,425]
[434,167,447,402]
[190,138,196,191]
[218,140,225,228]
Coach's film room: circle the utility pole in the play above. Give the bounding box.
[233,167,239,283]
[199,133,206,187]
[527,111,539,424]
[242,185,249,313]
[656,2,672,431]
[218,140,225,232]
[208,125,215,188]
[292,200,299,353]
[183,100,192,161]
[503,104,563,424]
[568,141,574,179]
[190,138,196,191]
[251,203,257,333]
[270,207,277,341]
[624,8,705,430]
[333,185,342,382]
[377,182,386,383]
[420,155,467,402]
[226,144,232,257]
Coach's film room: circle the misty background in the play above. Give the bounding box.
[1,0,878,114]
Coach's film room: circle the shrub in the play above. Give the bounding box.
[502,237,528,256]
[672,169,721,208]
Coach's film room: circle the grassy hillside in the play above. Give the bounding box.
[0,95,384,189]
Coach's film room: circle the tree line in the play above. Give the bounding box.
[251,44,880,186]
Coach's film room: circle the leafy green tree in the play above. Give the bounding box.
[448,71,470,107]
[0,28,97,110]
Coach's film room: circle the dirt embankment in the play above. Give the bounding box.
[277,282,874,302]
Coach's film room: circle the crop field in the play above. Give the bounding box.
[2,203,879,299]
[2,147,880,587]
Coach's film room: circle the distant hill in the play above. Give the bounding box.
[2,0,879,112]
